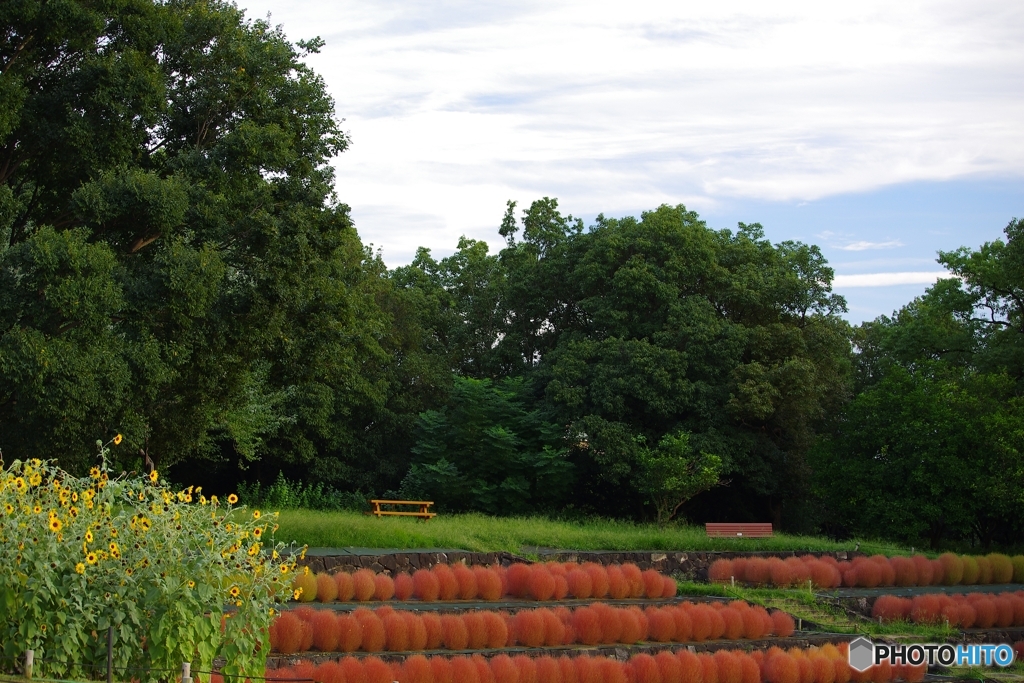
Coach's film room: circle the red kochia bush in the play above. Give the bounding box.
[404,655,434,683]
[871,556,896,587]
[621,564,645,598]
[572,607,603,645]
[354,608,386,652]
[507,564,532,598]
[516,656,539,683]
[890,557,917,587]
[910,556,933,586]
[434,565,460,601]
[422,613,444,649]
[871,596,910,622]
[715,650,743,683]
[745,559,770,586]
[607,566,630,599]
[406,612,429,651]
[311,610,340,651]
[741,606,765,639]
[335,572,355,602]
[395,572,415,601]
[619,606,644,644]
[973,598,997,628]
[567,569,593,599]
[646,606,676,642]
[316,573,339,602]
[529,565,557,601]
[462,612,487,650]
[670,606,693,642]
[677,650,702,683]
[709,559,734,584]
[661,575,678,598]
[540,608,566,646]
[513,609,546,647]
[441,614,470,650]
[855,561,881,589]
[699,653,719,683]
[452,657,481,683]
[642,569,664,598]
[374,573,396,601]
[272,612,304,654]
[553,574,570,600]
[939,553,964,585]
[353,569,377,601]
[585,563,611,599]
[720,608,745,640]
[910,595,940,624]
[337,614,362,652]
[483,611,509,649]
[431,657,454,683]
[689,604,713,642]
[414,569,441,602]
[656,651,683,683]
[768,558,794,587]
[630,654,660,683]
[740,655,761,683]
[771,610,796,637]
[363,658,391,683]
[316,661,345,683]
[491,655,518,683]
[475,567,504,601]
[383,612,410,651]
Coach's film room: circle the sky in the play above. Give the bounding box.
[235,0,1024,322]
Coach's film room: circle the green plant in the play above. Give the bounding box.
[238,472,367,511]
[0,441,298,681]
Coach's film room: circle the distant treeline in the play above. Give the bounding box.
[1,0,1022,549]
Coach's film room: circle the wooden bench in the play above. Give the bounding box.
[705,522,773,538]
[368,499,437,521]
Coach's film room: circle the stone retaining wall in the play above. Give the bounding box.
[296,549,861,582]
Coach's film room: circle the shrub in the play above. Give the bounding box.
[910,556,933,586]
[741,607,765,639]
[976,556,994,584]
[619,606,643,643]
[337,614,363,652]
[586,563,612,598]
[641,569,664,597]
[352,569,377,601]
[688,605,712,642]
[709,559,734,584]
[1012,556,1024,583]
[572,607,603,645]
[622,563,645,597]
[335,572,356,601]
[871,556,896,586]
[507,563,532,598]
[678,650,702,683]
[871,596,910,623]
[414,569,441,601]
[431,658,453,683]
[811,655,835,683]
[786,558,811,587]
[374,573,396,601]
[316,573,339,602]
[961,556,980,585]
[453,657,482,683]
[539,608,565,646]
[656,651,683,683]
[454,565,477,598]
[513,610,546,647]
[363,658,390,683]
[715,651,743,683]
[395,572,415,600]
[957,602,977,629]
[274,612,305,654]
[973,598,997,628]
[720,607,745,640]
[528,565,557,601]
[771,610,796,637]
[856,561,882,589]
[461,612,486,650]
[646,607,676,642]
[909,595,940,624]
[383,612,410,651]
[354,608,386,652]
[311,610,340,651]
[631,654,660,683]
[475,566,504,601]
[407,613,429,650]
[423,613,444,649]
[994,597,1014,628]
[294,569,319,602]
[766,652,799,683]
[890,557,916,587]
[567,569,593,599]
[441,614,470,650]
[768,558,794,587]
[482,611,509,649]
[607,565,630,599]
[404,655,434,683]
[929,559,945,586]
[670,606,693,642]
[742,558,768,586]
[989,554,1014,584]
[491,655,518,683]
[938,553,964,585]
[434,564,460,601]
[699,654,719,683]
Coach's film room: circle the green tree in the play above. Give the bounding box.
[0,0,392,480]
[636,430,722,526]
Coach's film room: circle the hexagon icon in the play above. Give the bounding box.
[849,637,875,672]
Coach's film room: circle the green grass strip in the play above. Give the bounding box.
[271,510,905,555]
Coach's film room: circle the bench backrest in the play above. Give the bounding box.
[705,522,773,537]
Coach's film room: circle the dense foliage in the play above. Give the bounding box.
[1,0,1021,548]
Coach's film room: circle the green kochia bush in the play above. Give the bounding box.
[0,444,298,681]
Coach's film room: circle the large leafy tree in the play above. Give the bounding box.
[0,0,391,478]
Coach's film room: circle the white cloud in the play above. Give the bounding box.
[833,271,954,287]
[839,240,905,251]
[234,0,1024,264]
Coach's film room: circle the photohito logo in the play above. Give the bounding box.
[847,637,1016,671]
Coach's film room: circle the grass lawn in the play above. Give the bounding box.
[271,510,908,555]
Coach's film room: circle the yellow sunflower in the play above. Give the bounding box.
[89,467,101,479]
[85,530,94,543]
[149,470,159,483]
[85,552,98,565]
[229,586,241,598]
[253,527,263,538]
[292,589,302,600]
[28,473,42,487]
[113,434,123,445]
[13,478,26,493]
[48,518,63,532]
[75,563,85,575]
[227,494,238,504]
[253,509,262,520]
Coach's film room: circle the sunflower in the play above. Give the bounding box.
[188,580,195,589]
[90,467,101,479]
[69,506,79,518]
[32,504,42,514]
[71,491,78,502]
[292,589,302,600]
[253,510,262,520]
[49,518,63,532]
[75,563,86,575]
[28,473,42,487]
[84,530,94,543]
[248,543,260,557]
[229,585,241,598]
[253,526,263,538]
[227,494,238,504]
[139,517,152,532]
[13,478,25,493]
[85,552,98,565]
[113,434,123,445]
[149,470,159,483]
[279,564,289,574]
[3,504,13,514]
